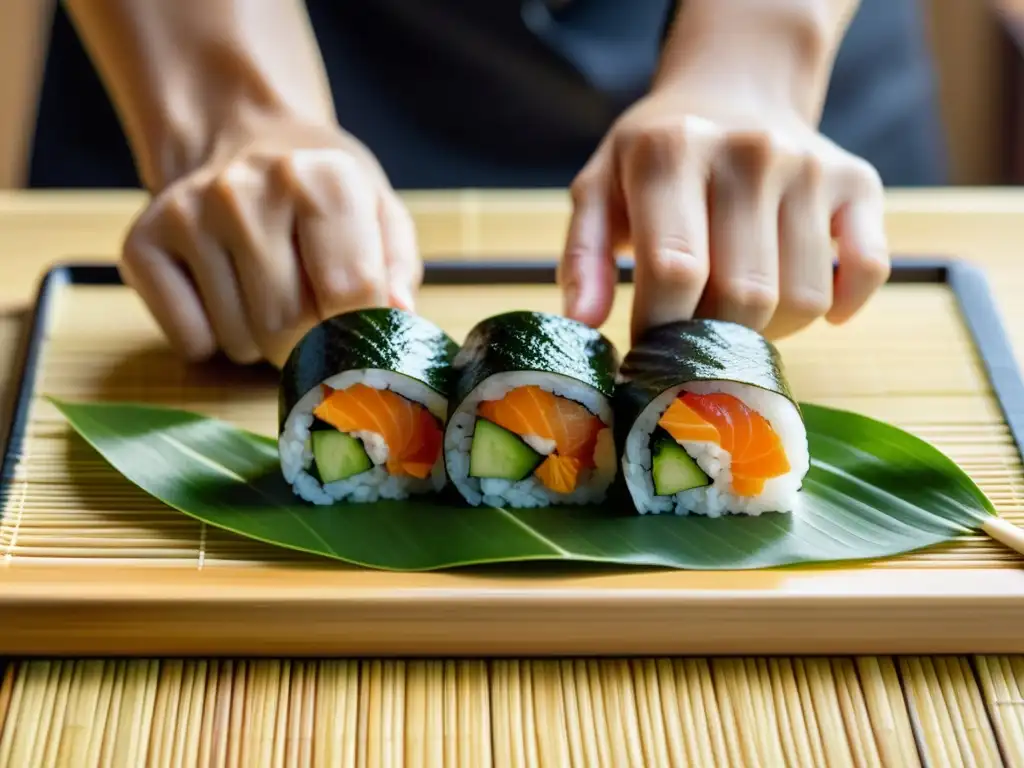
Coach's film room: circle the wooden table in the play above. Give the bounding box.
[1,188,1023,765]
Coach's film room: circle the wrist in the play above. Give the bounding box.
[652,0,854,123]
[65,0,342,194]
[144,92,337,192]
[142,79,338,193]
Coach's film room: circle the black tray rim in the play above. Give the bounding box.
[3,257,1024,505]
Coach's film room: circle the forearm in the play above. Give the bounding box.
[63,0,337,191]
[654,0,860,123]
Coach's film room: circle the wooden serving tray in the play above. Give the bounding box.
[2,258,1024,657]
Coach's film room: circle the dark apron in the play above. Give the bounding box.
[27,0,947,190]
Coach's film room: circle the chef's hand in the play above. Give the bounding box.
[559,2,890,343]
[120,118,420,367]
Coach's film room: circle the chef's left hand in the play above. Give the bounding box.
[559,80,890,343]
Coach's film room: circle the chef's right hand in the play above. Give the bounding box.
[120,116,421,368]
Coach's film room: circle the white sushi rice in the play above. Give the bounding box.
[279,369,448,505]
[444,371,616,508]
[622,380,809,517]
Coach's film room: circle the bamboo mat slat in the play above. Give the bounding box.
[976,655,1024,765]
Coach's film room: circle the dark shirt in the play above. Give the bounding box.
[27,0,947,190]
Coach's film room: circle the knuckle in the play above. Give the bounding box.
[121,223,159,271]
[305,157,364,214]
[347,273,386,307]
[217,160,260,197]
[159,191,196,238]
[853,249,891,286]
[844,157,885,198]
[617,121,690,169]
[715,277,778,314]
[269,154,302,196]
[648,244,708,287]
[314,267,347,302]
[569,174,595,207]
[783,288,831,319]
[207,170,242,210]
[320,266,385,309]
[793,152,824,189]
[722,131,778,182]
[117,250,145,288]
[322,148,363,176]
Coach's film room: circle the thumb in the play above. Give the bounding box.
[559,177,619,328]
[379,193,423,312]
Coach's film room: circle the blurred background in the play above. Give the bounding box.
[1,0,1021,191]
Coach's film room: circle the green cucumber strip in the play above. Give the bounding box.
[652,435,710,496]
[469,419,543,481]
[312,430,373,484]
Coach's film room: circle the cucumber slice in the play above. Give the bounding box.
[469,418,543,481]
[652,435,710,496]
[311,430,373,484]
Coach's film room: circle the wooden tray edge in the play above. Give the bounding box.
[2,566,1023,657]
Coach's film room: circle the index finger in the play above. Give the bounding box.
[620,127,712,342]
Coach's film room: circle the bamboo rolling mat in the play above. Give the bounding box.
[0,655,1022,766]
[4,278,1023,569]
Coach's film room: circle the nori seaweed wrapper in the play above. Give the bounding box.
[613,318,799,449]
[278,308,459,435]
[450,310,620,413]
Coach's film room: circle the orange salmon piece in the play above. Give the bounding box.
[681,393,790,478]
[400,408,444,479]
[730,474,766,497]
[657,397,721,445]
[478,386,603,462]
[534,454,581,495]
[313,383,442,479]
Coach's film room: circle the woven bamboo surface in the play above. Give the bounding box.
[0,655,1022,766]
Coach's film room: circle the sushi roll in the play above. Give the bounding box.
[278,308,459,505]
[615,318,809,517]
[444,311,620,508]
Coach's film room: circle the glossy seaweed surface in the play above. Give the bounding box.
[450,310,620,410]
[614,318,797,447]
[278,308,459,434]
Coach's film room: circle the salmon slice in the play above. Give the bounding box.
[656,391,790,497]
[312,383,442,479]
[657,397,721,445]
[477,385,603,492]
[534,454,581,495]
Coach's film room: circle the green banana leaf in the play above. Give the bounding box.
[47,397,997,572]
